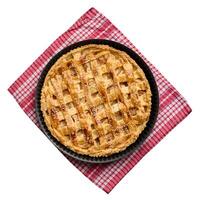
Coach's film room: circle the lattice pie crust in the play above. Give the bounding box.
[41,44,152,157]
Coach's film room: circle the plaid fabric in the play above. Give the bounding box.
[8,7,191,193]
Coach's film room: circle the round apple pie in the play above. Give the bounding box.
[41,44,152,157]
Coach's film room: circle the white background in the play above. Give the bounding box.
[0,0,205,199]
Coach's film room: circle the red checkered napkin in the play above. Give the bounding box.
[8,7,191,193]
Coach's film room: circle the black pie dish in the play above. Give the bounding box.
[35,39,159,163]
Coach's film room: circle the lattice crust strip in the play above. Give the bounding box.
[41,44,152,157]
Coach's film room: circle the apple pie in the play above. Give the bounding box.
[40,44,152,157]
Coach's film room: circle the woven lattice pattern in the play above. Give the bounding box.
[41,44,151,156]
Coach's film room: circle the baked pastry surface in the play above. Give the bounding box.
[41,44,152,157]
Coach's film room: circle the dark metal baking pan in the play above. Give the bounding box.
[35,39,159,163]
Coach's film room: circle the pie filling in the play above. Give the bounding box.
[41,44,152,157]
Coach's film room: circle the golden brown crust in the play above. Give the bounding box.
[40,44,152,157]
